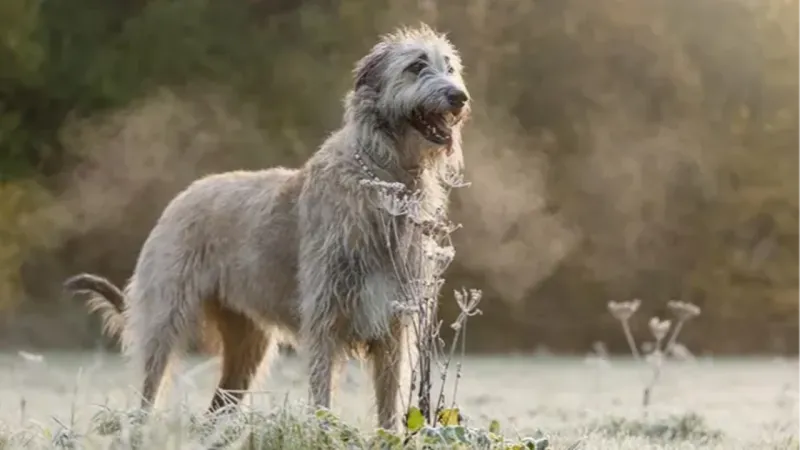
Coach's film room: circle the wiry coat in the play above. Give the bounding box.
[64,24,470,431]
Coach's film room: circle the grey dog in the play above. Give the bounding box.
[64,24,470,431]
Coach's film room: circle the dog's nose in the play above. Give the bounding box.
[446,89,469,108]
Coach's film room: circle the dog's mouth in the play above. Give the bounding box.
[411,109,458,147]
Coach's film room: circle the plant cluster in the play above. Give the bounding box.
[0,404,549,450]
[360,162,547,446]
[607,299,702,410]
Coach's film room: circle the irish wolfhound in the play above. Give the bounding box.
[64,24,470,431]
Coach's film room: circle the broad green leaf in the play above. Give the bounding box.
[405,406,425,433]
[489,419,501,434]
[437,408,461,426]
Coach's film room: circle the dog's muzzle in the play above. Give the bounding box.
[446,87,469,110]
[411,86,470,153]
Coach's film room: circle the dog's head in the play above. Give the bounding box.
[350,24,470,159]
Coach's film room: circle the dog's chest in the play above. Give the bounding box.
[331,183,446,341]
[360,185,440,261]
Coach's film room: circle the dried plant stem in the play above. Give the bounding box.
[643,317,689,411]
[664,318,686,353]
[417,305,439,424]
[642,333,666,411]
[450,319,468,409]
[368,166,474,429]
[642,365,662,411]
[418,350,432,423]
[435,322,464,414]
[621,320,641,361]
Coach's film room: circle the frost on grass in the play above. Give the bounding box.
[590,412,723,443]
[0,404,549,450]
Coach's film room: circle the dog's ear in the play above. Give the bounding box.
[354,44,389,91]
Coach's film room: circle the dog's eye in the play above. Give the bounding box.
[406,61,426,75]
[446,65,455,75]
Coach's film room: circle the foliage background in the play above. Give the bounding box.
[0,0,796,355]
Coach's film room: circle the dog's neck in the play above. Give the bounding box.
[352,127,434,191]
[354,145,423,192]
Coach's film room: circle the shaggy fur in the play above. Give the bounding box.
[64,24,470,431]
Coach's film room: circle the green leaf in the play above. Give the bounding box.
[489,419,501,434]
[440,425,470,444]
[487,432,505,445]
[420,426,443,444]
[314,408,336,423]
[437,408,461,426]
[375,428,402,447]
[523,437,550,450]
[405,406,425,433]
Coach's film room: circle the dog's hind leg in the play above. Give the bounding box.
[206,301,272,414]
[134,306,195,410]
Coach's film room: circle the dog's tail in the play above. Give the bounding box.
[63,273,126,338]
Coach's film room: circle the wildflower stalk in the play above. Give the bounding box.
[644,304,696,409]
[450,317,468,409]
[435,288,482,415]
[435,317,464,414]
[607,299,701,413]
[642,317,670,411]
[664,319,685,354]
[608,299,642,360]
[665,300,700,354]
[366,162,478,429]
[621,319,641,361]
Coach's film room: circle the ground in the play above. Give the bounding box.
[0,352,796,449]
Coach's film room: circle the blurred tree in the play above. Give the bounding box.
[0,0,795,353]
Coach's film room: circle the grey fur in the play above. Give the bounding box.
[64,24,470,431]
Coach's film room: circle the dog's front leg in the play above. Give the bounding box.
[369,320,410,432]
[308,337,340,410]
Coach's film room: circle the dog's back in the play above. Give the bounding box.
[66,165,307,410]
[127,167,305,335]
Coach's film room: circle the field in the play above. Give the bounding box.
[0,352,796,449]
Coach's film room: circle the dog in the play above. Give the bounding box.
[64,24,470,431]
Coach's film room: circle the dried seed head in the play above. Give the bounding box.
[607,299,641,321]
[648,317,671,341]
[441,167,471,189]
[462,288,483,310]
[454,288,464,305]
[428,245,455,275]
[407,278,444,301]
[451,288,483,329]
[405,194,423,222]
[391,300,422,315]
[376,190,408,216]
[422,219,461,240]
[667,300,701,321]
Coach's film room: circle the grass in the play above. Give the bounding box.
[0,353,796,449]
